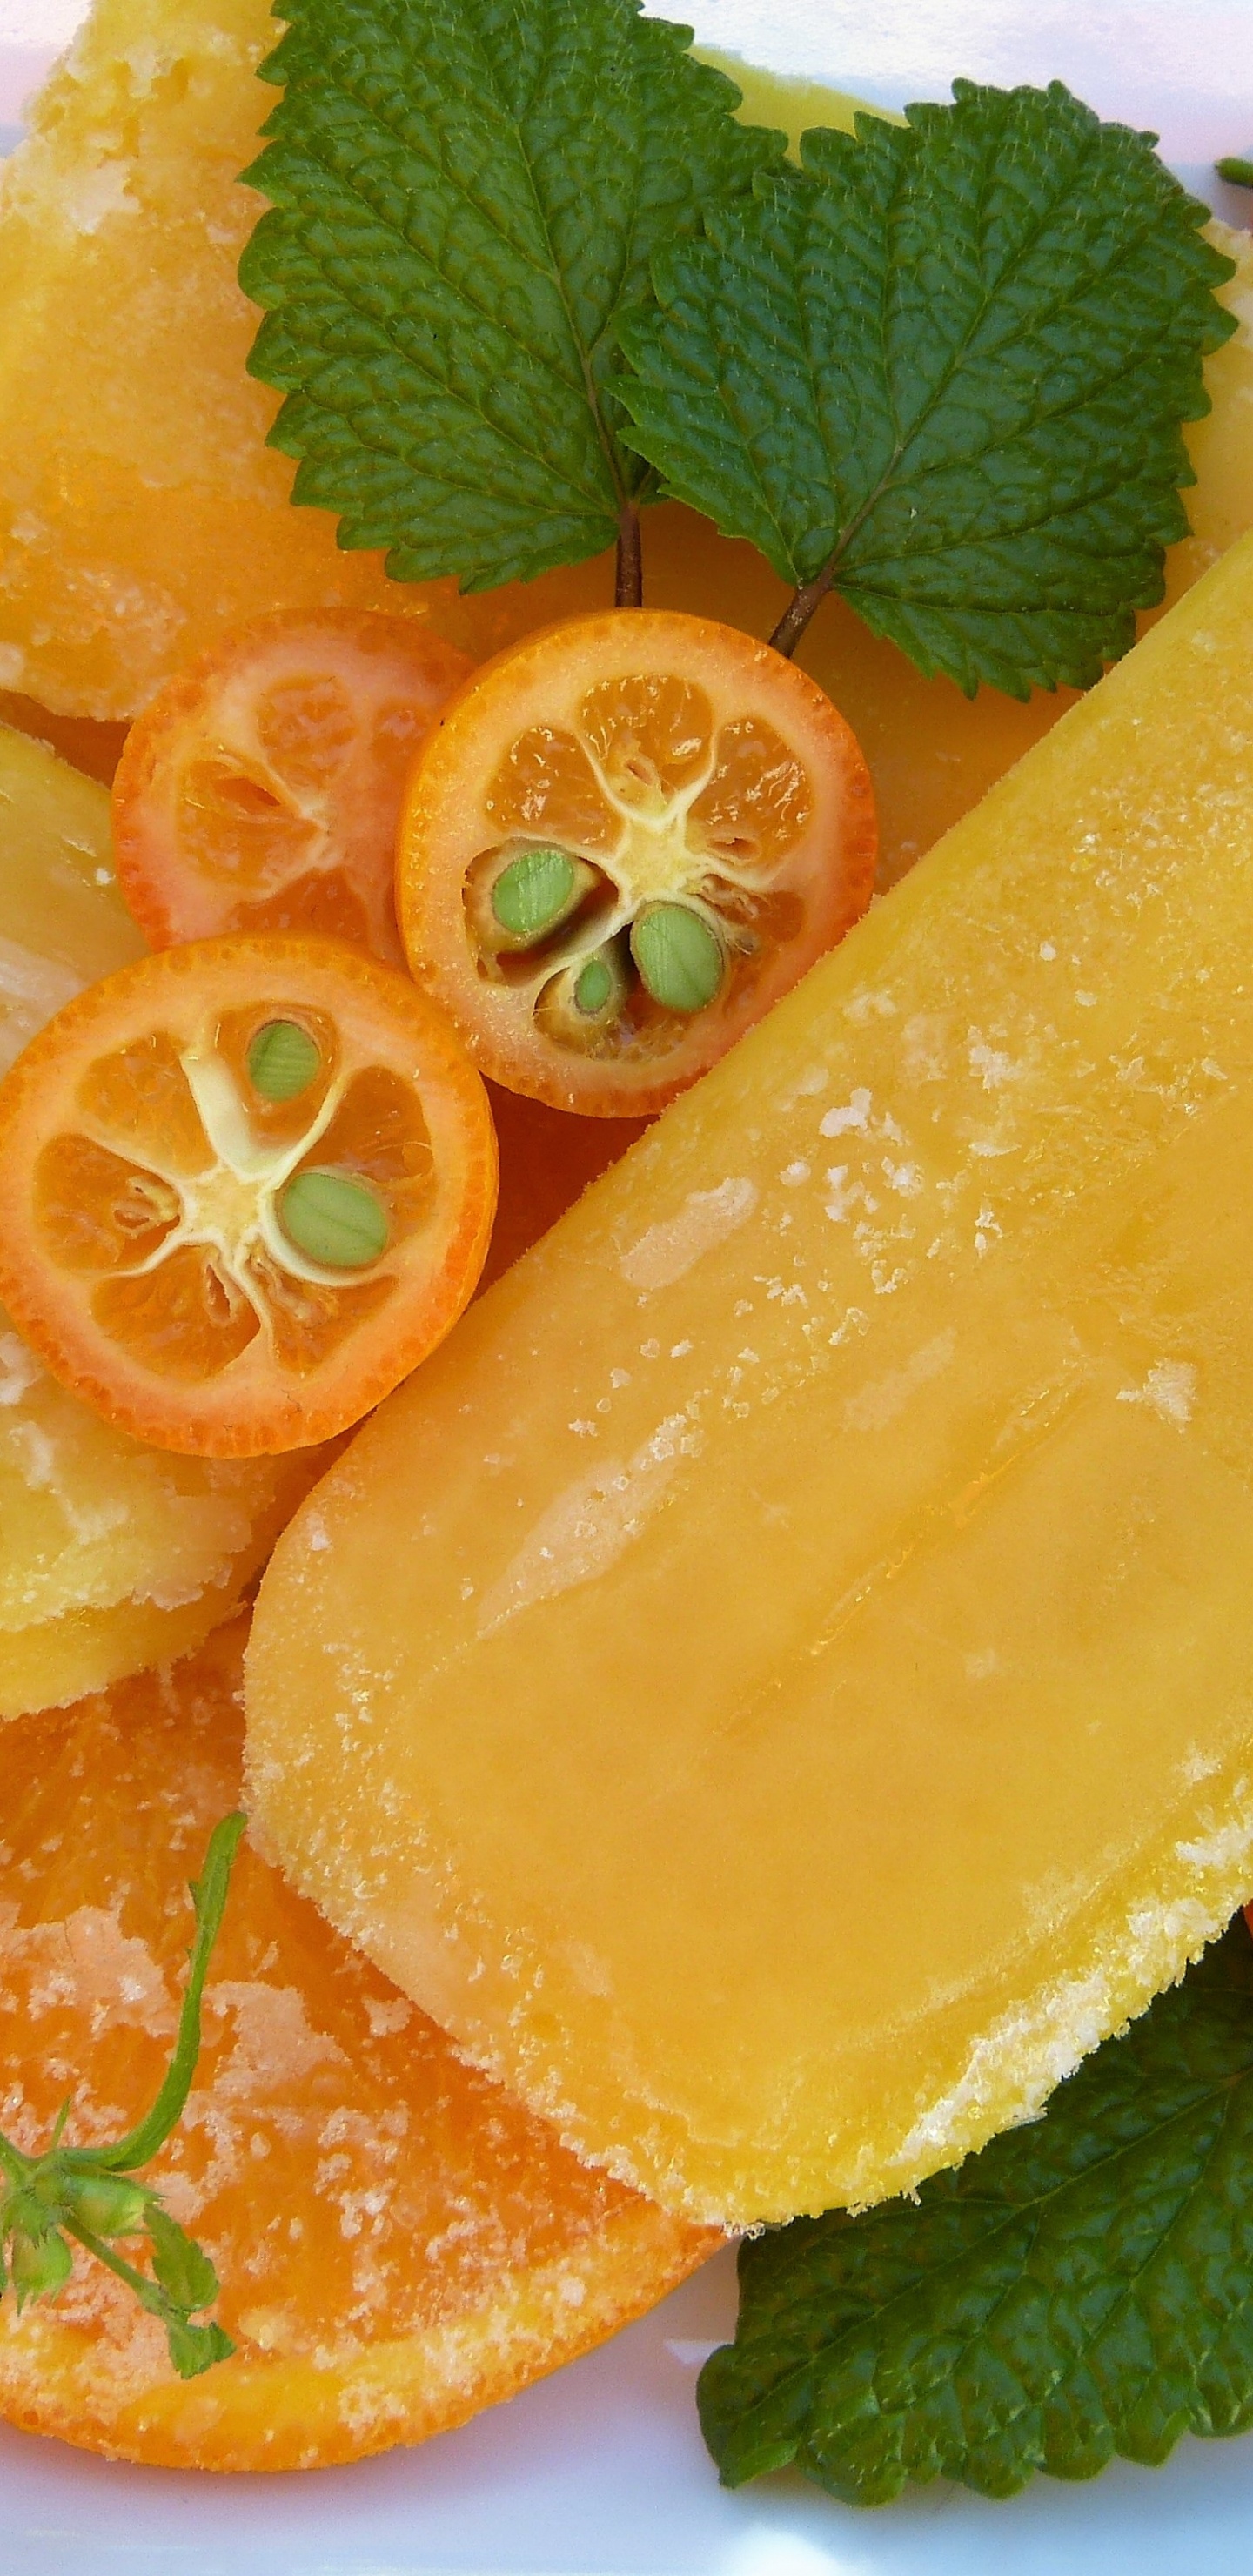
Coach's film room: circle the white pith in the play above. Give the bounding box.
[74,1032,391,1338]
[486,723,791,1010]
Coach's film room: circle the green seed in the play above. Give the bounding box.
[491,847,580,945]
[247,1018,321,1104]
[631,903,724,1014]
[574,955,614,1015]
[279,1169,389,1271]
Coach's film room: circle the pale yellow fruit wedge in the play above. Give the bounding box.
[248,526,1253,2227]
[0,722,320,1718]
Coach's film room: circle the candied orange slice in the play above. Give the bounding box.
[0,1619,717,2470]
[0,935,496,1458]
[399,610,877,1115]
[111,612,472,967]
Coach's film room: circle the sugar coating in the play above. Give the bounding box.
[0,1620,716,2469]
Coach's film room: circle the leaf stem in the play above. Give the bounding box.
[98,1812,245,2173]
[769,558,841,659]
[615,504,643,608]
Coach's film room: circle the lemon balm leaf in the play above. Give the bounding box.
[239,0,786,595]
[618,80,1236,694]
[699,1918,1253,2504]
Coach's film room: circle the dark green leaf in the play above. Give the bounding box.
[619,79,1236,694]
[240,0,785,591]
[1216,156,1253,187]
[699,1918,1253,2506]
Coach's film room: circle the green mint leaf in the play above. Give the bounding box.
[1216,155,1253,186]
[146,2204,220,2316]
[239,0,786,592]
[618,79,1236,694]
[699,1917,1253,2506]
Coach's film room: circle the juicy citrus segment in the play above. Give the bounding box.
[111,613,474,969]
[0,936,497,1457]
[0,1619,718,2471]
[399,611,877,1115]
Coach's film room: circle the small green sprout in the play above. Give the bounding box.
[0,1812,245,2381]
[1216,155,1253,186]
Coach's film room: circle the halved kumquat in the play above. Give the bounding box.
[0,935,497,1458]
[111,610,472,966]
[398,610,877,1116]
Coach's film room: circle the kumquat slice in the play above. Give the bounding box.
[0,935,497,1458]
[111,611,472,967]
[398,610,877,1117]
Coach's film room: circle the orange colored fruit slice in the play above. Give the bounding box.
[0,934,496,1459]
[399,610,877,1116]
[0,1618,718,2470]
[111,611,472,968]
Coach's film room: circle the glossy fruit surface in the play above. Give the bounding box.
[112,611,472,967]
[399,611,876,1115]
[0,1620,717,2469]
[0,935,496,1456]
[249,527,1253,2226]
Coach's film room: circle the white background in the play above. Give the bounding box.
[2,2,1253,2570]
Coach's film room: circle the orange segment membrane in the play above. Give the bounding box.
[77,1031,211,1177]
[93,1242,260,1378]
[301,1068,436,1243]
[244,1244,397,1374]
[177,757,318,890]
[579,674,714,808]
[687,715,814,866]
[484,726,621,856]
[34,1135,182,1271]
[253,670,358,790]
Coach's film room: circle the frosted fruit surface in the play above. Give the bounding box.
[249,526,1253,2228]
[0,0,412,720]
[0,1620,715,2470]
[0,722,321,1717]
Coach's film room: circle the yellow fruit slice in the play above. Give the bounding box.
[0,721,141,1075]
[1,8,1250,913]
[247,524,1253,2229]
[0,725,322,1718]
[0,1620,717,2469]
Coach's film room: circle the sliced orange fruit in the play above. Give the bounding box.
[0,934,496,1459]
[0,1618,719,2470]
[399,609,877,1116]
[111,612,472,967]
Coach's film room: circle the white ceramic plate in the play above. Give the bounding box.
[3,4,1253,2568]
